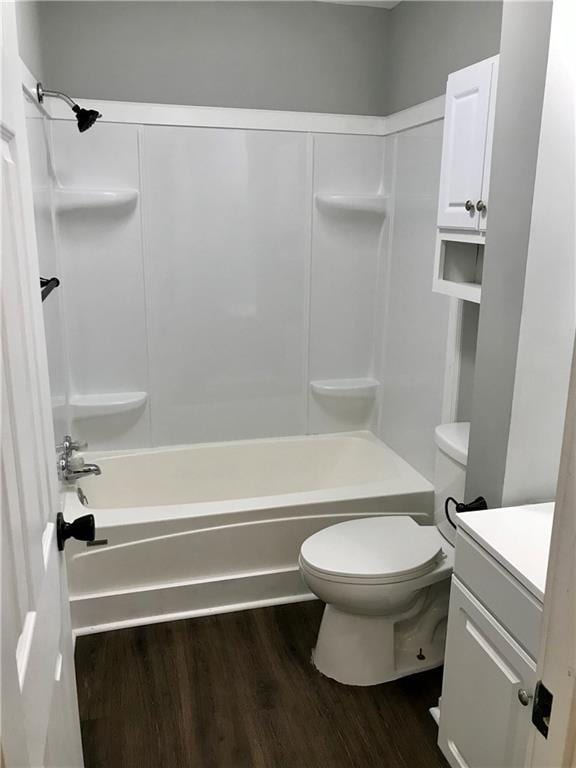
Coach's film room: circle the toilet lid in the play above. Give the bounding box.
[300,517,444,584]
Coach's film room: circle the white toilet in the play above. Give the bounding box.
[299,422,469,686]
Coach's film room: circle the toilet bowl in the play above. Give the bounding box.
[299,422,469,686]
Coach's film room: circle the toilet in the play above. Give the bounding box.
[299,422,469,686]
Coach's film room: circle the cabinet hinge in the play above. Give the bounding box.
[532,680,553,738]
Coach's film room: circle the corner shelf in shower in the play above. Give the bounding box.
[55,188,138,213]
[310,378,380,399]
[314,194,387,216]
[70,391,147,418]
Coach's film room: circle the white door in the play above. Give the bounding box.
[439,580,536,768]
[1,2,84,766]
[525,0,576,763]
[437,58,496,230]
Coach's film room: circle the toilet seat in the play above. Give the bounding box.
[299,516,446,586]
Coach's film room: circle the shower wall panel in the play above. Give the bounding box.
[377,120,450,481]
[141,127,310,445]
[51,122,151,449]
[309,134,387,434]
[25,97,70,441]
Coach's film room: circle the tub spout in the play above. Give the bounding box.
[59,459,101,483]
[74,463,101,479]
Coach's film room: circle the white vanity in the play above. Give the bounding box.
[438,503,554,768]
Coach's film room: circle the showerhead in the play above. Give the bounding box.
[73,105,102,133]
[36,82,102,133]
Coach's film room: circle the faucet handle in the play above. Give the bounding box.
[57,435,88,455]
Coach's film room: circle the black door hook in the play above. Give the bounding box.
[56,512,95,551]
[40,276,60,302]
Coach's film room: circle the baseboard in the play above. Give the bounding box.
[71,565,316,636]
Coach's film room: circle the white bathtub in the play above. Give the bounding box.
[65,431,433,634]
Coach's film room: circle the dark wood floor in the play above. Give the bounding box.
[75,601,448,768]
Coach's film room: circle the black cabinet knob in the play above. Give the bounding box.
[56,512,95,551]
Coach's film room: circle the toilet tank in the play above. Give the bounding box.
[433,422,470,546]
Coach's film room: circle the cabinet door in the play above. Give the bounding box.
[437,58,495,230]
[438,578,537,768]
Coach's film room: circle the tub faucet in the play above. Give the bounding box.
[61,461,102,483]
[57,434,101,483]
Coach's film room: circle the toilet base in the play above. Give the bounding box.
[312,581,450,686]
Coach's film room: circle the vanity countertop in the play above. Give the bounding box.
[458,502,554,603]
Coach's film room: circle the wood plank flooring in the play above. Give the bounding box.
[75,601,448,768]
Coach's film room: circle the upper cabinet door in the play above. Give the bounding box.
[437,57,498,230]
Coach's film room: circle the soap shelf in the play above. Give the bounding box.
[55,188,138,213]
[315,194,387,216]
[310,378,380,399]
[70,391,147,418]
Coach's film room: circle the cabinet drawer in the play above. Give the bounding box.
[454,529,542,658]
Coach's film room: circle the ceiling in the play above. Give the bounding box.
[322,1,401,7]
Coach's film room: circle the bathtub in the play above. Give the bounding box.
[65,431,433,635]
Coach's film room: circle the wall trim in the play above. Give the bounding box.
[382,95,445,136]
[23,59,444,137]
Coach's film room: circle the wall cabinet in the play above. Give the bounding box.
[437,56,499,231]
[438,578,536,768]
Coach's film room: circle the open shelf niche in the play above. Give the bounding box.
[433,231,485,304]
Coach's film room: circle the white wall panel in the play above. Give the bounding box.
[309,134,386,433]
[51,122,150,449]
[378,121,450,481]
[141,126,310,445]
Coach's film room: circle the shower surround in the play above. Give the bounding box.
[51,119,387,448]
[35,94,450,483]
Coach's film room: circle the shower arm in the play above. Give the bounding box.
[35,82,102,133]
[36,83,77,109]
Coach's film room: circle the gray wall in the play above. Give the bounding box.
[33,1,390,115]
[16,1,45,80]
[18,1,502,116]
[386,1,503,114]
[466,1,553,506]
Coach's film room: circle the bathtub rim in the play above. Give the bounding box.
[66,480,434,528]
[67,431,433,526]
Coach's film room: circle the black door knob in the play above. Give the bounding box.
[56,511,95,551]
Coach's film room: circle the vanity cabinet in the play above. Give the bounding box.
[437,56,499,231]
[438,579,536,768]
[438,504,553,768]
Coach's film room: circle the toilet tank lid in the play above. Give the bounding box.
[434,422,470,466]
